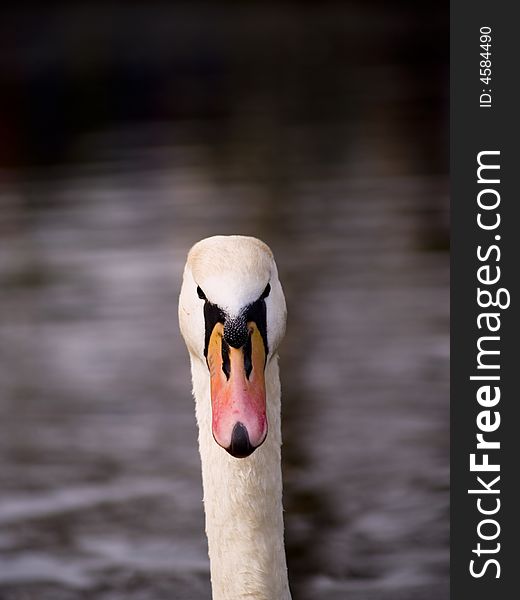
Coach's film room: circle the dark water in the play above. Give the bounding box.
[0,144,448,599]
[0,4,448,597]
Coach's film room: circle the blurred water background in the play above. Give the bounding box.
[0,3,449,599]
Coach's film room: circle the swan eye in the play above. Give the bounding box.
[260,283,271,299]
[197,286,207,300]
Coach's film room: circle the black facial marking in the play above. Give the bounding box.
[202,284,270,366]
[221,338,231,380]
[203,301,225,359]
[244,295,269,358]
[243,331,253,379]
[197,286,207,300]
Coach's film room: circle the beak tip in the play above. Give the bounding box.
[226,422,257,458]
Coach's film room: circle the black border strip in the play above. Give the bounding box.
[451,2,518,597]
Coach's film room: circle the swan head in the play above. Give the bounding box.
[179,235,286,458]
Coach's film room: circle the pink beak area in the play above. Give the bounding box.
[207,321,267,458]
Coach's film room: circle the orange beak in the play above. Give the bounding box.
[206,321,267,457]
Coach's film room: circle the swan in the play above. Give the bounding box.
[178,235,291,600]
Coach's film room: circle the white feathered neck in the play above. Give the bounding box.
[190,355,291,600]
[179,235,291,599]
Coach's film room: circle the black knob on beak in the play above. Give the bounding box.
[227,422,255,458]
[224,315,249,349]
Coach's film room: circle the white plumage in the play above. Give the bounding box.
[179,235,291,600]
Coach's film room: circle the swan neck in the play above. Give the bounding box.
[192,356,291,600]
